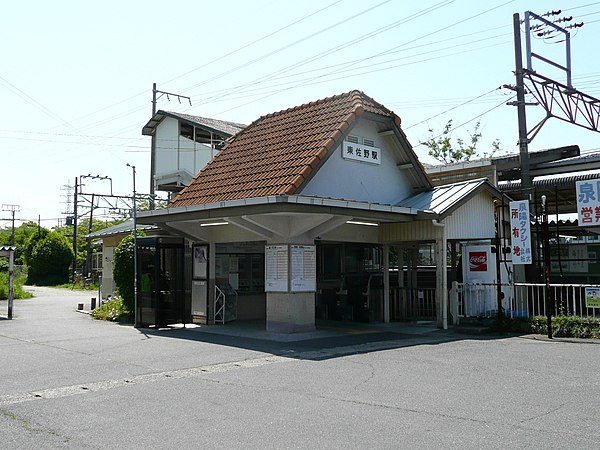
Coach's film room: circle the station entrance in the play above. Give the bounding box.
[316,242,385,323]
[136,236,188,327]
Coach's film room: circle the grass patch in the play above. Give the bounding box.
[0,272,34,300]
[91,296,132,322]
[53,281,100,291]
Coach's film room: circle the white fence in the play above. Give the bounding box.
[455,282,600,319]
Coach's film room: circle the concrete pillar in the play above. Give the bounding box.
[266,291,315,333]
[208,242,216,325]
[450,281,460,325]
[433,221,448,329]
[265,239,316,333]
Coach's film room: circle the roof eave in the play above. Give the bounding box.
[138,195,420,225]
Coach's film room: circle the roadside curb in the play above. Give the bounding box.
[519,334,600,344]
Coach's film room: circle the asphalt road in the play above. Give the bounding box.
[1,287,599,449]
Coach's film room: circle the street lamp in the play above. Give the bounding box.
[127,164,138,327]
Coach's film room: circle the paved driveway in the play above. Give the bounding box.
[1,287,599,449]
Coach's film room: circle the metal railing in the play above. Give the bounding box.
[514,283,599,318]
[214,284,238,324]
[454,282,600,319]
[390,287,436,321]
[214,285,226,324]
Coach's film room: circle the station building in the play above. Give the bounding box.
[136,90,503,332]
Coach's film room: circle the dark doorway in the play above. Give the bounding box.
[137,236,188,327]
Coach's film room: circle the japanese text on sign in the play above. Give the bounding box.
[290,245,316,292]
[342,142,381,165]
[509,200,532,264]
[265,245,288,292]
[576,179,600,226]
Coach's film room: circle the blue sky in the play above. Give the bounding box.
[1,0,599,226]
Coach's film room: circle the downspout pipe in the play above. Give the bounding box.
[432,219,448,330]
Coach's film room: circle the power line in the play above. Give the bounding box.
[163,0,347,87]
[404,87,503,130]
[213,39,510,116]
[563,2,600,12]
[199,1,514,115]
[190,35,507,107]
[413,95,516,148]
[186,0,398,105]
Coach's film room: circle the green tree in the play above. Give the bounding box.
[26,231,74,285]
[137,198,168,211]
[112,233,143,311]
[421,120,500,164]
[54,217,125,274]
[0,221,44,266]
[22,226,50,268]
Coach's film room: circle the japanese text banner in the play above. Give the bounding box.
[509,200,532,265]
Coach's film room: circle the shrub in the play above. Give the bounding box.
[0,271,33,300]
[26,231,74,285]
[112,232,144,312]
[489,315,600,339]
[494,316,532,333]
[113,234,135,311]
[530,315,600,339]
[91,296,132,322]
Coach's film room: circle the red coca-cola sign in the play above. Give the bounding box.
[469,251,487,272]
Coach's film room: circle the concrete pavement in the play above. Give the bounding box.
[1,287,599,449]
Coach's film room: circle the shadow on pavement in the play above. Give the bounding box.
[125,319,506,361]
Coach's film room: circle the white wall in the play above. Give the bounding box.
[379,192,496,242]
[154,117,218,181]
[444,192,496,240]
[300,118,413,205]
[101,246,115,299]
[155,117,179,176]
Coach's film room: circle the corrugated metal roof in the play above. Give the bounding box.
[87,221,158,238]
[142,110,246,137]
[397,178,500,217]
[500,172,600,191]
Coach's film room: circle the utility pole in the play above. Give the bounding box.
[513,13,531,197]
[72,177,78,282]
[150,83,157,211]
[149,83,192,210]
[2,204,20,246]
[85,193,95,277]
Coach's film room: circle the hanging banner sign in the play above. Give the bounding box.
[509,200,532,265]
[576,179,600,226]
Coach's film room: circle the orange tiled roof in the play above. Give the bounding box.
[170,90,401,207]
